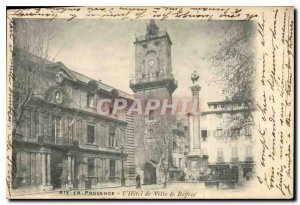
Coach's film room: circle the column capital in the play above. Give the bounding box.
[190,84,201,95]
[40,147,51,153]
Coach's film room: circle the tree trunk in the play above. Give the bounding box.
[163,171,167,188]
[155,168,160,184]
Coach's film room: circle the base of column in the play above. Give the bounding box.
[186,153,208,182]
[188,148,203,157]
[39,185,53,192]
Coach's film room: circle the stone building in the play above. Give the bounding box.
[192,99,255,187]
[11,48,135,192]
[169,119,190,182]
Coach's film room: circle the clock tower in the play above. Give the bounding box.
[130,20,177,100]
[130,20,177,184]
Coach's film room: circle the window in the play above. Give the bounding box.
[87,93,95,108]
[88,158,95,177]
[215,129,222,139]
[172,158,177,168]
[109,159,116,178]
[87,125,95,144]
[214,104,218,109]
[109,126,116,147]
[201,130,208,141]
[231,147,239,162]
[231,147,238,158]
[179,158,183,168]
[53,116,61,139]
[217,148,224,162]
[109,133,116,147]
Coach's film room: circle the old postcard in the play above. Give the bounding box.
[6,6,294,199]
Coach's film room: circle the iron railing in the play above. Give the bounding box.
[14,134,79,146]
[130,73,177,86]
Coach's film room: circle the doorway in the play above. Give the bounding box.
[51,152,64,189]
[144,162,157,185]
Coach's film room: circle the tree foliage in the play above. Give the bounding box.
[135,115,176,186]
[209,21,256,133]
[211,21,256,103]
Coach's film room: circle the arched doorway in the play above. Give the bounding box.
[144,162,156,185]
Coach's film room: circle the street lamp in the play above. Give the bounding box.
[120,146,125,187]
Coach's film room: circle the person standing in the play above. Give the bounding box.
[136,174,141,189]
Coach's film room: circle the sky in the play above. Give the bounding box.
[15,18,254,108]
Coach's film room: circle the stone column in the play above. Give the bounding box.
[190,84,201,151]
[41,153,46,186]
[31,108,35,139]
[187,113,193,151]
[47,153,51,185]
[68,155,72,184]
[71,156,75,181]
[48,114,52,141]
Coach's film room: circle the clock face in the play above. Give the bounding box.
[147,59,155,67]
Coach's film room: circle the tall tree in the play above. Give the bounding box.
[12,19,54,136]
[209,21,256,136]
[135,115,176,188]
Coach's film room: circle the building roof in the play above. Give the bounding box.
[15,47,133,100]
[202,99,255,115]
[68,68,133,100]
[207,100,250,106]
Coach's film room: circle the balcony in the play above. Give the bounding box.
[130,73,177,93]
[13,134,36,143]
[37,135,79,146]
[13,134,79,147]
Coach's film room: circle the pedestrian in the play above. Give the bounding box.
[136,174,141,189]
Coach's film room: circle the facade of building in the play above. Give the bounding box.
[200,100,255,188]
[169,119,190,182]
[12,49,135,192]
